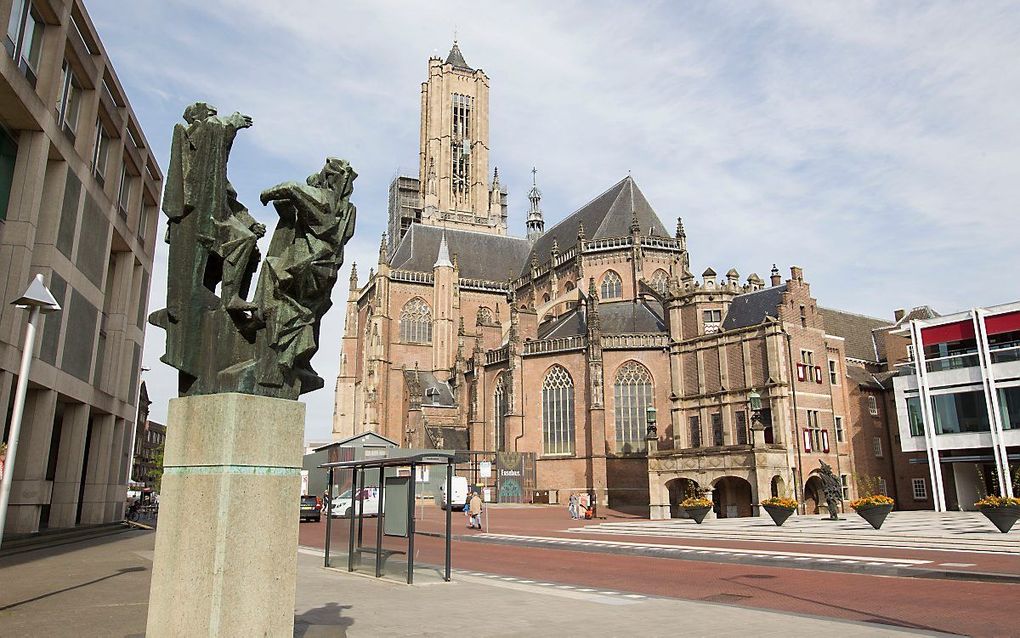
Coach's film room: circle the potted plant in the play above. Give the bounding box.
[975,496,1020,534]
[849,494,895,530]
[760,496,798,527]
[680,496,713,524]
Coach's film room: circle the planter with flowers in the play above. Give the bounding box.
[760,497,798,527]
[680,496,713,524]
[849,494,895,530]
[975,496,1020,534]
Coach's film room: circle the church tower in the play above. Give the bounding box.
[418,42,505,235]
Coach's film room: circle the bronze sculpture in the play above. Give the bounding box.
[150,102,357,400]
[817,460,843,520]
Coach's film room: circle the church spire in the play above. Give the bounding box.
[526,167,545,243]
[434,230,453,268]
[445,40,472,70]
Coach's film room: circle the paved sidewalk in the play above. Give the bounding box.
[0,529,949,637]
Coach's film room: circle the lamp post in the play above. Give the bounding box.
[0,274,61,546]
[748,388,766,449]
[644,405,658,442]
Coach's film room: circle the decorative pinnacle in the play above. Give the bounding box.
[349,262,358,284]
[577,223,586,241]
[676,217,685,239]
[588,276,598,299]
[771,263,779,276]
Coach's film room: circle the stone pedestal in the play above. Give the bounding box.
[146,393,304,638]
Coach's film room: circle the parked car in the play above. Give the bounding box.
[439,476,469,511]
[330,487,380,518]
[300,495,322,522]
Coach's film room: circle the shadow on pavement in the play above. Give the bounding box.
[294,602,354,637]
[0,527,146,567]
[0,566,147,611]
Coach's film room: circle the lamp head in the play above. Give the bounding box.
[12,274,61,314]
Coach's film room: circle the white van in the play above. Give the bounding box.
[439,476,469,511]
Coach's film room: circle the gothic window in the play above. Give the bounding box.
[493,373,507,452]
[564,281,575,292]
[542,365,575,455]
[613,362,652,453]
[600,270,622,299]
[543,293,551,303]
[477,306,493,325]
[451,93,473,200]
[650,269,669,295]
[399,297,432,343]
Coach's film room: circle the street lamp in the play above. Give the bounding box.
[748,388,762,413]
[644,404,658,441]
[0,274,61,547]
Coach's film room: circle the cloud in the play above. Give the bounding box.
[88,1,1020,441]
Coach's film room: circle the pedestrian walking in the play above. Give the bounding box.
[468,491,483,530]
[568,492,579,520]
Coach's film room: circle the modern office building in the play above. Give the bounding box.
[0,0,162,534]
[892,302,1020,511]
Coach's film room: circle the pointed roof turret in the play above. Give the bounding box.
[526,166,545,243]
[434,231,453,268]
[445,41,473,71]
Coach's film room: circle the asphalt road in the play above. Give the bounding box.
[300,513,1018,637]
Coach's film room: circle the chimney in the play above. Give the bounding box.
[790,265,803,282]
[894,308,906,322]
[770,264,781,287]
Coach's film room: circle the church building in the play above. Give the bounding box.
[334,43,883,517]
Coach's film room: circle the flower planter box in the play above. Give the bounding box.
[762,504,795,527]
[683,505,711,524]
[853,503,893,530]
[978,505,1020,534]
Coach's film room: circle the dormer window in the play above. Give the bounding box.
[703,309,721,334]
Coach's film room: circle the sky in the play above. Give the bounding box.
[86,1,1020,443]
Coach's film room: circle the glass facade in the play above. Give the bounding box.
[999,386,1020,430]
[613,362,652,453]
[931,390,990,434]
[542,366,574,455]
[906,396,924,436]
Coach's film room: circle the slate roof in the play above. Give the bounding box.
[818,307,891,363]
[403,369,456,407]
[389,223,531,282]
[524,177,670,275]
[721,285,788,331]
[445,42,472,70]
[537,300,666,339]
[845,364,888,390]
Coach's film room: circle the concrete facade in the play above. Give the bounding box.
[0,0,162,534]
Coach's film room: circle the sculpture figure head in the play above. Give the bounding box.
[183,102,218,124]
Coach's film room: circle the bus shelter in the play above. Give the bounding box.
[319,451,454,584]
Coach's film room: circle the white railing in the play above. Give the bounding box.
[602,333,669,349]
[391,270,434,284]
[486,346,510,365]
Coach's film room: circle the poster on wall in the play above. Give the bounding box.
[495,452,524,504]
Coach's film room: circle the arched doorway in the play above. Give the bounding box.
[771,475,786,499]
[665,478,700,518]
[804,476,824,515]
[712,476,753,518]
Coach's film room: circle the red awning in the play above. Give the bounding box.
[986,311,1020,336]
[921,320,974,346]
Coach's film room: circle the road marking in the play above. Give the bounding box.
[939,562,977,567]
[476,533,931,566]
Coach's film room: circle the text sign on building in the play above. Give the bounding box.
[495,452,524,504]
[479,461,492,478]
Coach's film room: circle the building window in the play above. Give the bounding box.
[867,395,878,416]
[877,477,888,496]
[912,478,927,500]
[4,0,43,85]
[649,269,668,295]
[801,350,814,366]
[542,365,575,455]
[997,386,1020,430]
[840,474,850,500]
[613,361,652,454]
[873,436,883,458]
[930,390,990,434]
[476,306,494,325]
[399,297,432,343]
[702,309,722,334]
[711,412,724,446]
[828,360,838,385]
[906,396,924,436]
[117,163,133,216]
[450,93,472,199]
[834,416,844,443]
[688,415,701,448]
[735,410,748,445]
[493,373,507,452]
[600,270,622,299]
[57,62,83,138]
[805,410,826,452]
[906,344,915,361]
[92,121,111,185]
[0,127,17,222]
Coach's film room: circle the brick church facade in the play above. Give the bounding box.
[333,44,895,517]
